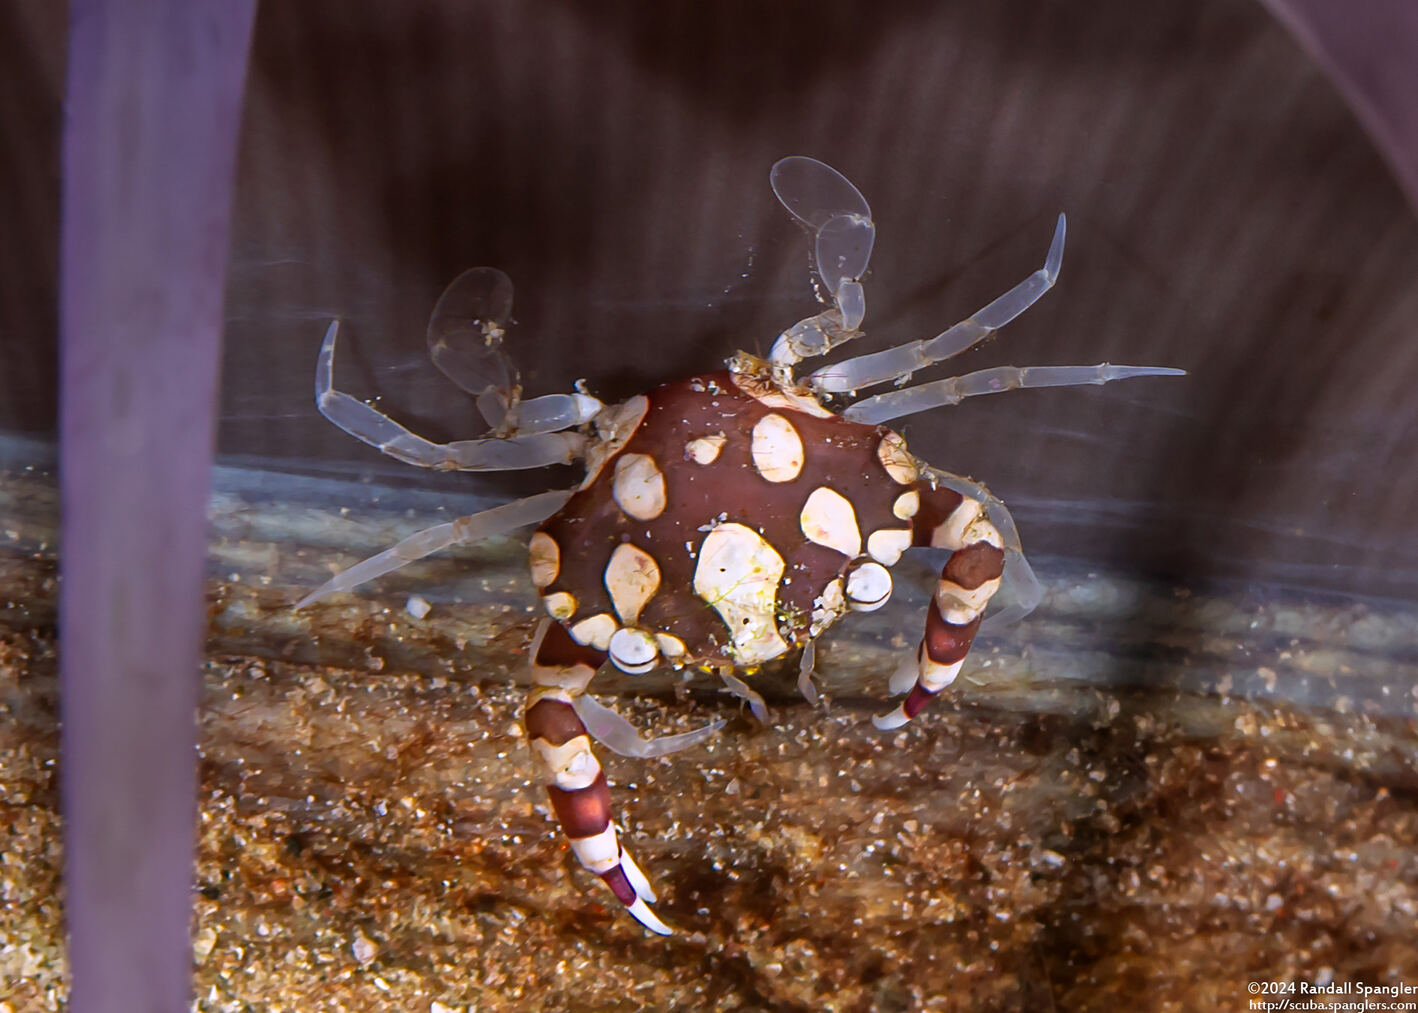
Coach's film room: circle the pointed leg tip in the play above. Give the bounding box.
[1046,217,1066,274]
[627,897,674,936]
[618,848,658,904]
[872,706,910,731]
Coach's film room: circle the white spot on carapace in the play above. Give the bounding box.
[603,543,661,624]
[569,612,617,650]
[692,523,789,665]
[750,413,805,483]
[613,453,667,521]
[529,531,560,588]
[685,432,727,465]
[655,632,687,659]
[892,489,920,520]
[579,395,648,489]
[608,627,659,674]
[543,591,576,620]
[846,561,892,612]
[799,486,861,558]
[866,527,912,566]
[935,576,1002,624]
[877,431,918,484]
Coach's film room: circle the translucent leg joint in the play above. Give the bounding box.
[571,694,724,759]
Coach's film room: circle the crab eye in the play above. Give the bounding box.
[845,560,892,612]
[608,627,660,674]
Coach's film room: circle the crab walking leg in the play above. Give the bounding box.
[524,620,673,935]
[295,489,572,608]
[719,670,770,724]
[874,482,1007,730]
[918,465,1043,634]
[810,214,1067,395]
[843,362,1187,425]
[797,639,821,706]
[571,693,724,758]
[512,392,606,436]
[316,321,588,470]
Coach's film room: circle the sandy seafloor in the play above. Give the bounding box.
[2,453,1417,1012]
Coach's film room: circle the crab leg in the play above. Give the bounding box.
[797,639,821,706]
[316,321,594,470]
[523,620,674,935]
[295,489,572,608]
[810,214,1066,395]
[842,361,1187,425]
[768,307,860,382]
[425,267,607,434]
[767,157,877,379]
[873,480,1009,730]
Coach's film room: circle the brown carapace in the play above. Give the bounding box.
[301,157,1183,933]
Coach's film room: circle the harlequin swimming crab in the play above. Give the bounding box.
[299,157,1182,933]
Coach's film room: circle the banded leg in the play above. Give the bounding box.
[874,482,1007,730]
[524,621,673,935]
[810,214,1067,395]
[316,320,595,471]
[295,489,572,607]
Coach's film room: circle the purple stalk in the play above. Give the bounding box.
[1260,0,1418,215]
[59,4,256,1011]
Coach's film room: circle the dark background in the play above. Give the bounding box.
[5,0,1418,598]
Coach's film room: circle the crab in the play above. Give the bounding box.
[298,157,1183,934]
